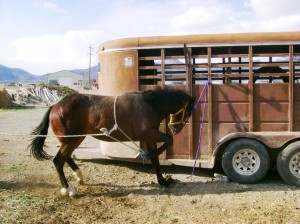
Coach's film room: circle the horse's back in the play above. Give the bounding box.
[56,93,92,110]
[50,93,107,134]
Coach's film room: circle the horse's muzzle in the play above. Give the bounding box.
[168,121,186,135]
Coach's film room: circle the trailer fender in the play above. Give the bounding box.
[213,132,264,160]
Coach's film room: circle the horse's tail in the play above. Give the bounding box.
[28,106,54,160]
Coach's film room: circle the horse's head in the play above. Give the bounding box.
[168,96,195,135]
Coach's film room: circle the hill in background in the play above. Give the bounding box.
[0,64,42,83]
[0,64,98,84]
[71,65,98,81]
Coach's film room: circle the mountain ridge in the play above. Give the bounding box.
[0,64,98,83]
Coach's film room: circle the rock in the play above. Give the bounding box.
[0,88,12,108]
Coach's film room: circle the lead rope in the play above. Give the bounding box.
[187,81,210,179]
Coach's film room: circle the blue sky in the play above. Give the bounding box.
[1,0,300,75]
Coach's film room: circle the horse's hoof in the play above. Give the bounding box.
[165,174,174,182]
[61,187,76,197]
[159,175,175,188]
[159,180,171,188]
[69,194,79,199]
[61,187,69,196]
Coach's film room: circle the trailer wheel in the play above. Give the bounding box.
[277,142,300,187]
[222,139,270,184]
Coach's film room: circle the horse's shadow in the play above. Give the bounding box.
[80,158,219,177]
[74,158,291,198]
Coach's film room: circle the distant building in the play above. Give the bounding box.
[47,70,84,87]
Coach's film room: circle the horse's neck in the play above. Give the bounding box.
[159,100,179,119]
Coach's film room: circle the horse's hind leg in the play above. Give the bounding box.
[53,150,75,196]
[54,138,85,196]
[66,158,83,185]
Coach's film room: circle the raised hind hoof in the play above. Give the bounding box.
[61,186,76,197]
[73,170,84,185]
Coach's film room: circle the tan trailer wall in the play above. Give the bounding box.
[99,50,139,95]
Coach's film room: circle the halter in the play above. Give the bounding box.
[168,102,189,128]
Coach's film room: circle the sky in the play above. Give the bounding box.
[1,0,300,75]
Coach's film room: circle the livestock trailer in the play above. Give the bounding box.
[97,32,300,186]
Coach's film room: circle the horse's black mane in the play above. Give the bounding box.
[142,86,191,109]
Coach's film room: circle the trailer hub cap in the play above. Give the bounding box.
[289,152,300,178]
[233,149,260,176]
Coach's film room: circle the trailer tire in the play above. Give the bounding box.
[222,139,270,184]
[277,142,300,187]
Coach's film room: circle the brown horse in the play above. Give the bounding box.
[28,86,195,197]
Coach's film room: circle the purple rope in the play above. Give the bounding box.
[187,81,210,179]
[193,81,210,111]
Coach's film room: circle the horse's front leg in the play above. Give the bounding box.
[146,143,173,187]
[144,130,173,187]
[144,130,173,159]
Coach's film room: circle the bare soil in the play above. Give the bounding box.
[1,107,300,224]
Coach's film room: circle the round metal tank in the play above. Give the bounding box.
[98,49,139,96]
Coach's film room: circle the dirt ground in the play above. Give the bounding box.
[1,107,300,224]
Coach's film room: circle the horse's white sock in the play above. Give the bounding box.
[73,169,83,183]
[61,186,76,197]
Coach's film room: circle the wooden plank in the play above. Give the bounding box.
[192,54,208,59]
[211,53,249,58]
[254,84,289,101]
[253,53,289,57]
[253,62,288,67]
[254,123,288,132]
[184,46,194,159]
[293,101,300,121]
[139,56,161,60]
[139,65,161,70]
[211,63,249,68]
[165,64,186,69]
[254,102,289,122]
[165,75,186,79]
[139,75,161,79]
[169,124,190,156]
[208,47,213,154]
[165,55,185,60]
[293,122,300,131]
[249,46,254,131]
[214,123,250,140]
[212,74,250,78]
[192,123,210,158]
[161,49,166,159]
[289,45,294,131]
[139,85,157,91]
[212,103,249,122]
[253,73,288,76]
[293,85,300,100]
[193,64,209,68]
[161,49,165,86]
[212,84,249,102]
